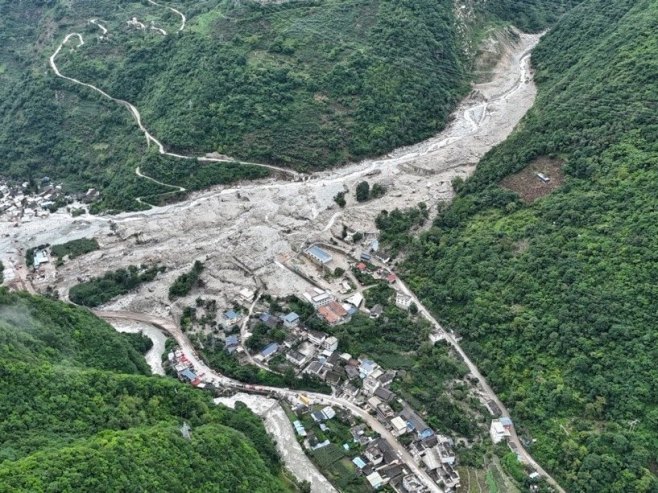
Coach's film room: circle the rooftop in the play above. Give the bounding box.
[260,342,279,357]
[305,245,332,264]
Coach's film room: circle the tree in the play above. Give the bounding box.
[333,191,346,207]
[355,181,370,202]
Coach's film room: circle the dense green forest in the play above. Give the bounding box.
[69,264,166,307]
[0,0,574,210]
[403,0,658,491]
[0,288,292,491]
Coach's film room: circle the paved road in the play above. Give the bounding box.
[395,280,565,493]
[95,309,443,493]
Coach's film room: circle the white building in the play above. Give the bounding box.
[490,419,512,444]
[395,292,413,309]
[323,336,339,353]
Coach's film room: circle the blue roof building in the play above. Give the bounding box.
[225,335,239,347]
[304,245,333,265]
[283,312,300,328]
[352,457,367,469]
[260,342,279,359]
[180,368,197,382]
[224,310,238,320]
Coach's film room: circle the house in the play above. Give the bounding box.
[374,386,395,402]
[286,350,307,367]
[391,416,408,435]
[360,252,372,262]
[366,472,386,490]
[308,330,328,346]
[304,245,333,265]
[402,475,425,493]
[225,334,239,353]
[323,336,339,353]
[283,312,300,328]
[33,249,49,269]
[367,396,382,412]
[346,292,364,308]
[293,420,307,437]
[395,292,413,309]
[318,301,349,325]
[369,304,383,319]
[364,442,384,466]
[490,419,512,444]
[321,406,336,420]
[345,365,360,380]
[376,403,395,422]
[258,342,279,361]
[239,287,255,301]
[356,262,367,272]
[363,375,381,395]
[386,273,397,284]
[260,312,281,328]
[179,368,201,386]
[222,310,240,328]
[401,407,434,440]
[304,289,333,308]
[377,370,396,387]
[359,359,378,379]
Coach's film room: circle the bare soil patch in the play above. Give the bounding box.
[500,156,564,203]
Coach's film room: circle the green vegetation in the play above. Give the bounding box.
[334,191,347,208]
[0,0,472,210]
[69,264,166,307]
[355,181,370,202]
[51,237,99,261]
[404,1,658,490]
[0,288,291,491]
[169,260,204,300]
[375,203,428,256]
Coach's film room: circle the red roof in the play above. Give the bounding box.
[356,263,367,271]
[386,273,397,283]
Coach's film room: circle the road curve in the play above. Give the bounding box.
[94,309,443,493]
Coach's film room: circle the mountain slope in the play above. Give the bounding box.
[404,1,658,491]
[0,288,291,492]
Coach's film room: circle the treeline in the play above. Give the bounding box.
[69,264,166,307]
[51,237,99,261]
[169,260,204,300]
[403,1,658,490]
[0,288,292,491]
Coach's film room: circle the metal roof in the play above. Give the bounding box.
[305,245,332,263]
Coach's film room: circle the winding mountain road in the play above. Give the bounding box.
[48,24,300,204]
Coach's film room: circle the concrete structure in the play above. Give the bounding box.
[323,336,339,353]
[490,419,512,444]
[283,312,300,328]
[395,292,413,309]
[391,416,408,435]
[366,472,386,489]
[304,288,333,308]
[304,245,333,265]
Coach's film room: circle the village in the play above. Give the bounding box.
[162,241,528,493]
[0,178,95,224]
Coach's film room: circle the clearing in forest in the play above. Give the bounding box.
[499,156,564,203]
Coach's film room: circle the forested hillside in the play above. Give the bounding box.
[404,0,658,491]
[0,289,292,492]
[0,0,574,211]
